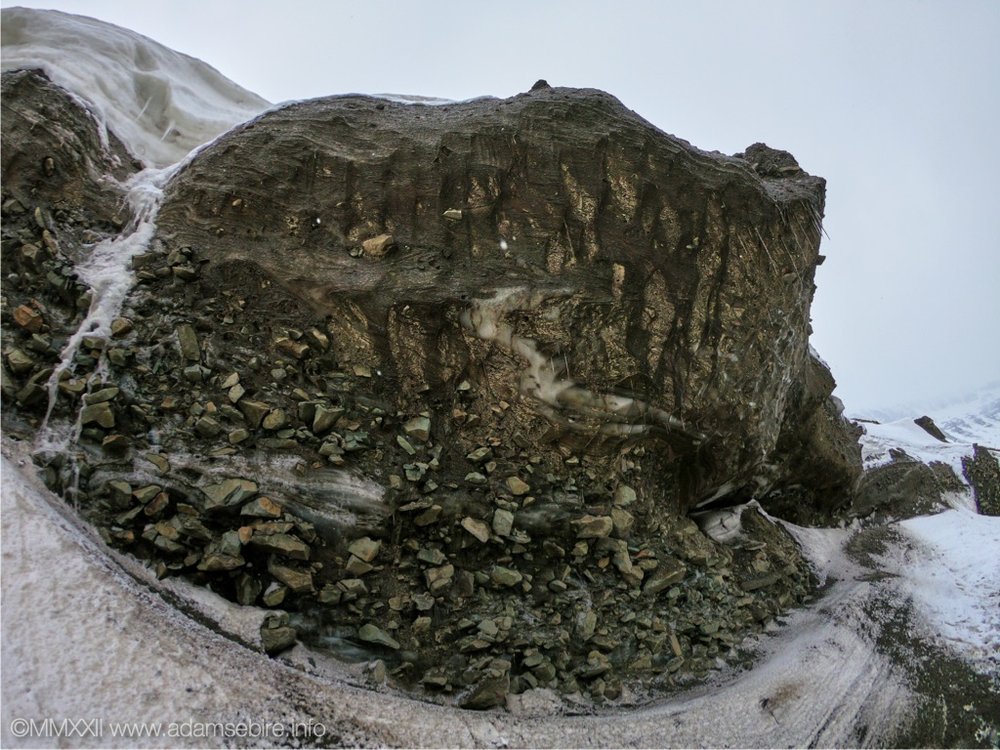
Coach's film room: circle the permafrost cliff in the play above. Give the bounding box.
[3,11,996,736]
[0,63,862,705]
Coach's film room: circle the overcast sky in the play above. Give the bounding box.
[3,0,998,414]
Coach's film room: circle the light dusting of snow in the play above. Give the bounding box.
[859,418,980,500]
[881,509,1000,677]
[1,7,269,168]
[372,93,457,106]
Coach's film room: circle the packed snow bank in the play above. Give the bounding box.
[0,7,269,168]
[882,509,1000,678]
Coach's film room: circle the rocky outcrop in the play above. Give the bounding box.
[963,445,1000,516]
[151,86,860,514]
[854,451,965,521]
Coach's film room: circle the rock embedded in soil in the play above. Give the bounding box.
[358,623,400,650]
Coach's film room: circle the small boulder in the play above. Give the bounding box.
[348,536,381,562]
[362,233,395,258]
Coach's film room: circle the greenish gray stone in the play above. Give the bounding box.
[267,559,313,593]
[578,650,611,679]
[358,623,400,650]
[132,485,162,504]
[239,399,270,428]
[460,675,509,710]
[461,516,491,543]
[312,405,342,435]
[740,572,781,591]
[235,573,262,605]
[574,514,613,539]
[611,506,635,537]
[208,533,238,560]
[173,514,213,542]
[348,536,381,562]
[576,610,597,640]
[466,446,492,463]
[339,578,368,596]
[176,324,200,361]
[194,416,221,438]
[492,508,515,537]
[261,619,297,654]
[83,386,119,404]
[417,547,447,565]
[425,563,455,593]
[403,415,431,442]
[241,496,283,518]
[202,477,258,511]
[396,435,417,455]
[491,566,523,587]
[261,582,287,607]
[318,584,342,604]
[345,555,374,575]
[413,505,442,526]
[262,408,288,430]
[80,402,115,428]
[248,532,310,561]
[643,557,688,595]
[505,476,530,496]
[198,546,245,571]
[614,485,637,506]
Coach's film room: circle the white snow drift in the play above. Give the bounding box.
[1,6,270,168]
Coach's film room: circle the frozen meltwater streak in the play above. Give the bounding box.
[38,166,174,453]
[460,288,701,440]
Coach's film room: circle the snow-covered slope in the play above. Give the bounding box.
[882,509,1000,678]
[859,381,1000,480]
[934,385,1000,447]
[859,381,1000,447]
[1,7,269,168]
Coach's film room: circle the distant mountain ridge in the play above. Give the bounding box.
[855,380,1000,446]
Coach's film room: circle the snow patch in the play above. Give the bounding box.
[881,509,1000,677]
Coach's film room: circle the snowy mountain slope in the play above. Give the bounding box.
[934,387,1000,447]
[858,381,1000,447]
[858,382,999,488]
[1,7,269,167]
[881,508,1000,679]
